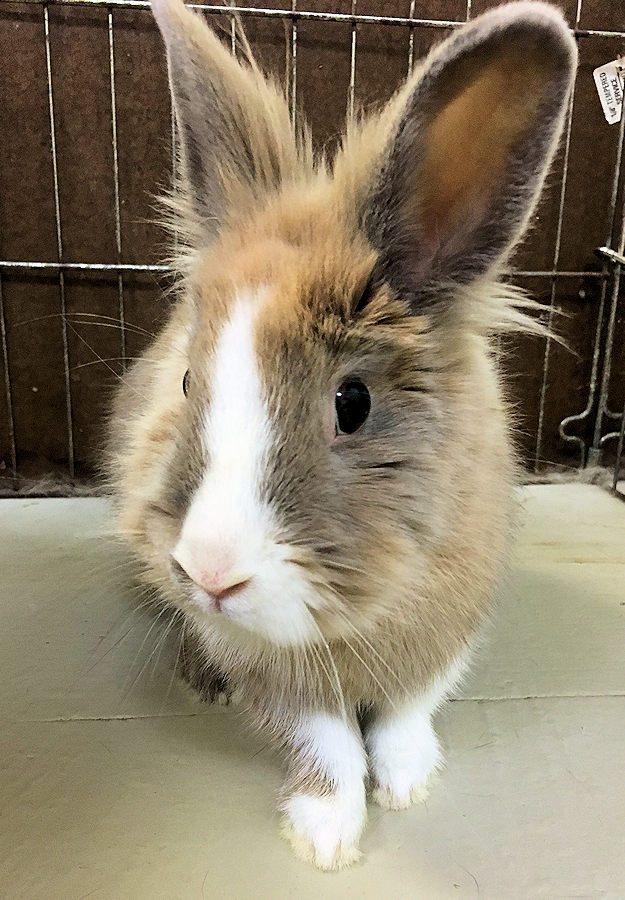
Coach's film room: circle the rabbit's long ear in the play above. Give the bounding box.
[152,0,305,241]
[363,3,577,308]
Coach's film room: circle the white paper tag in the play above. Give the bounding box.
[593,58,624,125]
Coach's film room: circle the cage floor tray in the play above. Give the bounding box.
[1,485,624,898]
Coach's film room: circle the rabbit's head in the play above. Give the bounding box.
[114,0,576,647]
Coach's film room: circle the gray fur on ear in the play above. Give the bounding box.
[364,2,577,309]
[151,0,309,242]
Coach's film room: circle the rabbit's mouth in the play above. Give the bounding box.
[168,536,334,648]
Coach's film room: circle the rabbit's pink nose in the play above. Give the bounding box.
[198,574,252,605]
[171,556,252,608]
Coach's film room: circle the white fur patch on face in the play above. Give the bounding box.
[365,653,469,810]
[201,292,270,515]
[281,713,367,870]
[172,292,320,646]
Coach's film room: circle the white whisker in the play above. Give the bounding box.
[341,634,397,713]
[333,607,409,699]
[308,617,347,720]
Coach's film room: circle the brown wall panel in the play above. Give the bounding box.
[558,37,625,271]
[1,0,624,490]
[122,277,170,362]
[113,7,173,266]
[0,283,13,479]
[47,6,117,263]
[353,1,411,111]
[578,0,625,32]
[499,272,609,471]
[534,275,606,467]
[472,0,579,25]
[65,277,124,472]
[3,275,72,473]
[243,14,289,83]
[0,3,57,261]
[604,279,625,461]
[295,1,352,155]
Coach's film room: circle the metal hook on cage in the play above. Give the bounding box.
[558,243,624,470]
[588,244,625,468]
[558,102,625,472]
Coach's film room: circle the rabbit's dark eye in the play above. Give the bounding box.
[335,380,370,435]
[182,369,190,397]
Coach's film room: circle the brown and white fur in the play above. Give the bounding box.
[106,0,576,870]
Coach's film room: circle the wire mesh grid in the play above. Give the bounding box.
[0,0,624,496]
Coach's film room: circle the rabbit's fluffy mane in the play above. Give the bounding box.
[157,28,550,347]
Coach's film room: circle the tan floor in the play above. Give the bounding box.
[1,485,624,899]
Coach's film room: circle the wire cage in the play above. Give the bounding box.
[0,0,624,497]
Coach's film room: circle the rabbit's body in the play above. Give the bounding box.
[107,0,575,869]
[110,180,515,701]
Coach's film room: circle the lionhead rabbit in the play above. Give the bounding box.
[107,0,576,870]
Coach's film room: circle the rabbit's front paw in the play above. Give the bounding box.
[366,707,442,810]
[281,790,366,870]
[372,777,431,810]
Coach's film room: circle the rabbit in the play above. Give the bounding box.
[106,0,576,870]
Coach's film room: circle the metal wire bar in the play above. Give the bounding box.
[613,399,625,492]
[1,0,466,26]
[347,0,356,121]
[0,277,17,484]
[108,9,126,370]
[600,428,624,448]
[0,261,168,272]
[536,0,587,470]
[0,260,610,278]
[559,272,611,464]
[4,0,625,37]
[44,3,75,479]
[596,237,625,426]
[289,0,297,121]
[597,246,625,266]
[513,270,604,278]
[406,0,416,75]
[534,54,579,470]
[574,28,625,38]
[589,110,625,460]
[596,247,625,425]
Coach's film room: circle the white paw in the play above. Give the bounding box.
[372,779,431,810]
[366,710,442,811]
[281,791,366,870]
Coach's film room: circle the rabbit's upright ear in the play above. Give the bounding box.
[152,0,303,241]
[364,3,577,308]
